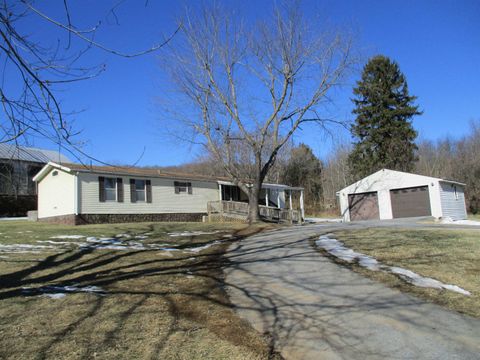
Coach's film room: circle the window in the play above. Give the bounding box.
[99,176,123,202]
[174,181,192,194]
[222,185,241,201]
[104,177,117,201]
[135,179,146,202]
[130,178,152,203]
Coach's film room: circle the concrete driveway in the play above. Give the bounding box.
[224,223,480,360]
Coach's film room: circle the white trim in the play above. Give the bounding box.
[74,173,79,215]
[32,162,72,182]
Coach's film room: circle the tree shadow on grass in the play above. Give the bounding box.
[0,225,478,359]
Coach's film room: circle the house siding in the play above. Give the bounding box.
[37,168,75,218]
[439,182,467,220]
[78,172,219,214]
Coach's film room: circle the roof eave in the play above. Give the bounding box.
[32,162,72,182]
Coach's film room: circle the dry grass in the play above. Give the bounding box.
[333,228,480,318]
[468,214,480,221]
[305,210,340,218]
[0,221,281,360]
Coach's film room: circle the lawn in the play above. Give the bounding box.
[332,228,480,318]
[0,221,280,360]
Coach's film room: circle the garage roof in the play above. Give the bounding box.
[338,169,465,195]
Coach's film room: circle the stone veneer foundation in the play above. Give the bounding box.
[38,213,206,225]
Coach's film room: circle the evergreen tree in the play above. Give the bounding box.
[348,55,421,179]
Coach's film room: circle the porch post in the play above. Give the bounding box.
[277,191,281,209]
[300,189,305,221]
[265,188,269,206]
[218,184,223,201]
[289,190,293,210]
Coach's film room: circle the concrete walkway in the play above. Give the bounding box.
[224,224,480,360]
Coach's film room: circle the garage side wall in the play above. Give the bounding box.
[439,182,467,220]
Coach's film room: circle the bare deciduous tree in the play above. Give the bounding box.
[161,4,354,222]
[416,120,480,214]
[1,0,177,162]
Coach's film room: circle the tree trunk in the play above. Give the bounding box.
[247,181,261,224]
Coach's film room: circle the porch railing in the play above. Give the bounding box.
[207,200,302,224]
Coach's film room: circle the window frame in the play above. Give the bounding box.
[104,177,117,202]
[135,179,146,202]
[174,181,192,195]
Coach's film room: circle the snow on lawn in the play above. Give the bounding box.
[185,241,221,253]
[315,234,471,296]
[168,230,221,237]
[440,218,480,226]
[1,229,226,255]
[22,284,106,299]
[0,244,55,253]
[50,235,85,239]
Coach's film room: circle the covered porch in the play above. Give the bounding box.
[208,181,304,223]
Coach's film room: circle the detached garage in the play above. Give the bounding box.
[337,169,467,222]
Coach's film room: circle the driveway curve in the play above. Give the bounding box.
[224,224,480,360]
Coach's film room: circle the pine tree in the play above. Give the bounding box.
[348,55,421,179]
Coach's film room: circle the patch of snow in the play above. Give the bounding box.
[185,241,221,253]
[158,247,180,251]
[0,244,55,253]
[168,230,221,237]
[389,267,444,289]
[44,293,66,299]
[115,233,132,238]
[440,217,480,226]
[50,235,85,239]
[442,284,472,296]
[316,235,471,296]
[358,256,381,271]
[134,235,149,239]
[0,217,28,221]
[22,284,106,298]
[37,240,75,245]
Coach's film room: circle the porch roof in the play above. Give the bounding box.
[217,180,303,191]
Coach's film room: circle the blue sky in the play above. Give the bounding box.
[24,0,480,165]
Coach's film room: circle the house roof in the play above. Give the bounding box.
[338,169,465,194]
[33,162,232,183]
[0,143,71,164]
[33,162,304,190]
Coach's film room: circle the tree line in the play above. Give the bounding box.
[163,54,478,216]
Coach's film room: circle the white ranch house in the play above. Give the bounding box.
[337,169,467,222]
[33,162,304,225]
